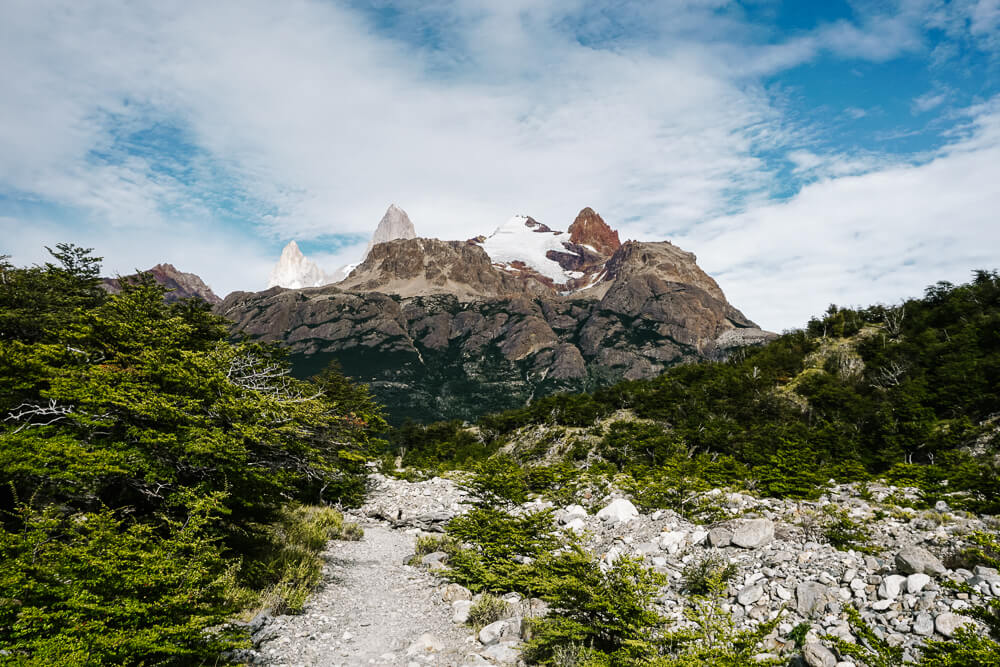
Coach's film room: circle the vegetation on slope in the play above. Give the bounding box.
[0,246,381,664]
[391,270,1000,513]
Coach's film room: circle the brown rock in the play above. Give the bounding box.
[568,207,621,257]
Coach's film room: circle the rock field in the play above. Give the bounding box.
[244,473,995,666]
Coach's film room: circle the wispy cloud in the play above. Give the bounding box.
[1,0,998,314]
[680,95,1000,331]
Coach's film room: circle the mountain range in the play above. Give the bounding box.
[216,205,774,423]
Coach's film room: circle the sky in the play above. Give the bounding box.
[1,0,998,331]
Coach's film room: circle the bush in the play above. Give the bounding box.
[0,497,244,665]
[523,548,668,665]
[444,456,559,592]
[821,506,877,554]
[681,552,738,595]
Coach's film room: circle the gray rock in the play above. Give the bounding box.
[797,581,832,617]
[708,527,733,548]
[596,498,639,524]
[906,573,931,594]
[406,633,444,655]
[934,612,971,638]
[913,612,934,636]
[879,574,907,599]
[895,545,945,576]
[802,642,838,667]
[442,583,473,601]
[478,618,521,646]
[731,518,775,549]
[453,600,473,624]
[421,551,449,568]
[479,641,521,664]
[738,584,765,606]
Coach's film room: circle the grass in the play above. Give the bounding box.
[228,504,363,618]
[467,593,512,629]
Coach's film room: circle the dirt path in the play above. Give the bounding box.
[256,520,479,666]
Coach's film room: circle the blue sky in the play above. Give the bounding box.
[2,0,999,330]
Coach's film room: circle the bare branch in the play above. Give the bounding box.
[5,400,74,433]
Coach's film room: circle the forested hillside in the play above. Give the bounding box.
[383,271,1000,666]
[392,270,1000,513]
[0,246,382,663]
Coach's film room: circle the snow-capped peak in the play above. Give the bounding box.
[267,240,326,289]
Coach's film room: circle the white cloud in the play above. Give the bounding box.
[913,90,948,113]
[0,0,998,322]
[678,96,1000,331]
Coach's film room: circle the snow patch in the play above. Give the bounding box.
[479,216,578,284]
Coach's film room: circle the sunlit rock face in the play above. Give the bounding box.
[223,207,774,423]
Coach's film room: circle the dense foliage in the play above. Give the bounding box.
[0,247,380,664]
[393,270,1000,512]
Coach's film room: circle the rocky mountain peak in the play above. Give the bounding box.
[568,207,621,257]
[367,204,417,256]
[268,240,326,289]
[101,263,221,304]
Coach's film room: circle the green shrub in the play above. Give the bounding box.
[821,506,877,553]
[0,498,245,665]
[659,594,783,666]
[523,548,668,665]
[681,552,738,595]
[444,456,559,592]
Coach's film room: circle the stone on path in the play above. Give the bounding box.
[406,632,444,655]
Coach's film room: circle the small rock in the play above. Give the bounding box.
[479,641,521,664]
[443,583,473,602]
[596,498,639,524]
[913,612,934,636]
[708,527,733,548]
[895,545,945,576]
[934,612,971,638]
[738,584,765,606]
[802,642,837,667]
[879,574,907,600]
[406,633,444,655]
[906,573,931,594]
[797,581,831,617]
[453,600,473,624]
[732,518,775,549]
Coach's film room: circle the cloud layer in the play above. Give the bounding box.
[1,0,998,331]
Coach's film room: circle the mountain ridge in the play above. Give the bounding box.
[218,207,774,423]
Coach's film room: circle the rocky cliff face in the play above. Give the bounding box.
[218,210,773,422]
[102,263,222,304]
[366,204,417,258]
[268,241,326,289]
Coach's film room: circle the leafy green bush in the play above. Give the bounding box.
[821,506,877,554]
[681,552,738,595]
[444,455,559,592]
[0,496,244,665]
[524,548,669,665]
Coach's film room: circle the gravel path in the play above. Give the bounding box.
[257,519,478,666]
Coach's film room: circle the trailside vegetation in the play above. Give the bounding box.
[390,270,1000,514]
[0,246,381,664]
